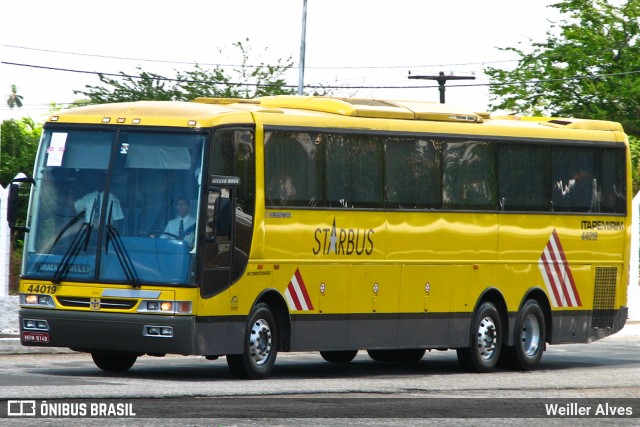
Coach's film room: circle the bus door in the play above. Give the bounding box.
[200,176,239,297]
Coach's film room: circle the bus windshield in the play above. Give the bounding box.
[24,128,205,286]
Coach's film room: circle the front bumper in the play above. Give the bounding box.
[19,308,196,355]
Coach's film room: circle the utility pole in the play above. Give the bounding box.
[408,71,475,104]
[297,0,308,95]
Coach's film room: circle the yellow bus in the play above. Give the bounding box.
[9,96,631,379]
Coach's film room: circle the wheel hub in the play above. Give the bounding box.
[520,313,541,356]
[249,319,272,365]
[477,316,497,360]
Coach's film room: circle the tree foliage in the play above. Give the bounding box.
[485,0,640,192]
[1,118,41,271]
[1,118,41,187]
[485,0,640,132]
[74,40,297,103]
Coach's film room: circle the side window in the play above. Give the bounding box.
[600,148,626,214]
[207,129,255,287]
[443,141,496,210]
[210,131,235,175]
[264,131,322,207]
[498,144,549,211]
[233,131,256,217]
[210,129,255,217]
[385,138,441,209]
[326,134,384,208]
[552,146,598,212]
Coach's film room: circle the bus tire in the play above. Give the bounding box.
[367,348,426,363]
[457,301,502,373]
[320,350,358,364]
[227,303,278,379]
[503,300,546,370]
[91,351,137,372]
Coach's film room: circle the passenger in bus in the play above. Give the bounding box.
[555,171,597,211]
[74,173,124,225]
[161,197,195,245]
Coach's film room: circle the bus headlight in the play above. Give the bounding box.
[138,300,191,314]
[21,294,55,308]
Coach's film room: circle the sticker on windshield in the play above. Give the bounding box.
[46,132,68,167]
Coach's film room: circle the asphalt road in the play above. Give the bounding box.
[1,331,639,426]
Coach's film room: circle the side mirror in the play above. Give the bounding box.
[7,176,35,232]
[204,179,236,243]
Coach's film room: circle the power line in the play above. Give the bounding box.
[2,44,518,70]
[0,61,441,89]
[3,61,640,91]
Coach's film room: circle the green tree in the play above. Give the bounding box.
[2,118,41,292]
[485,0,640,192]
[630,135,640,192]
[73,69,179,104]
[6,84,24,109]
[74,40,296,103]
[1,118,41,186]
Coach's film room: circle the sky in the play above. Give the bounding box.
[1,0,559,122]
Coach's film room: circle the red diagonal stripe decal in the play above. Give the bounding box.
[538,229,581,308]
[294,269,314,310]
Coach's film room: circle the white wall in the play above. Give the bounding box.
[0,185,9,297]
[629,192,640,320]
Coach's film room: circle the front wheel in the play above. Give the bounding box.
[320,350,358,364]
[502,300,546,370]
[227,303,278,379]
[457,301,503,373]
[91,351,137,372]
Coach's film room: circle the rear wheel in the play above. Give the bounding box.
[457,301,502,373]
[320,350,358,364]
[367,348,426,363]
[503,300,546,370]
[227,303,278,379]
[91,351,137,372]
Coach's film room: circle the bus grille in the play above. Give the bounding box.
[56,297,137,310]
[591,267,617,329]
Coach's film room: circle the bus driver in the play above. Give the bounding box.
[162,197,195,245]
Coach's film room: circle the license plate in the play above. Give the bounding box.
[22,331,50,344]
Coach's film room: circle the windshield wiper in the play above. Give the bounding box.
[46,211,84,254]
[105,203,141,288]
[50,202,99,283]
[52,221,92,284]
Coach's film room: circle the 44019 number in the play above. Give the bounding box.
[581,231,598,241]
[26,284,57,294]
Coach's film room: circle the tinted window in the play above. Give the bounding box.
[552,146,598,212]
[498,144,549,211]
[264,132,322,207]
[600,149,626,213]
[385,138,441,208]
[443,141,496,210]
[211,129,255,216]
[325,135,384,208]
[209,129,255,285]
[261,129,626,215]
